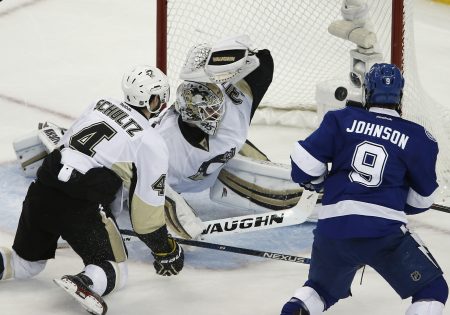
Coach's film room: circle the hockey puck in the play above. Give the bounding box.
[335,87,348,101]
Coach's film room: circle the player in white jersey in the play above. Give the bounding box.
[148,37,274,238]
[155,37,273,193]
[0,66,184,315]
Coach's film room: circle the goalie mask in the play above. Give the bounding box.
[122,65,170,116]
[175,81,225,135]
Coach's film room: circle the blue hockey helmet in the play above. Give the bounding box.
[364,63,404,108]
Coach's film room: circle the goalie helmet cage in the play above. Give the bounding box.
[156,0,450,204]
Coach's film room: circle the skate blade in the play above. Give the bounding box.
[53,278,107,315]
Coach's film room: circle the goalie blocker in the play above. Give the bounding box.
[13,122,65,177]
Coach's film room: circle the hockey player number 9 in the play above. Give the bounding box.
[349,141,388,187]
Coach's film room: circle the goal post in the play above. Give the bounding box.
[156,0,450,204]
[156,0,167,74]
[391,0,404,71]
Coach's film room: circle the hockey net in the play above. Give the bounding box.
[157,0,450,204]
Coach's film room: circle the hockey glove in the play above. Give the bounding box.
[300,173,327,193]
[152,237,184,276]
[179,35,260,84]
[280,297,309,315]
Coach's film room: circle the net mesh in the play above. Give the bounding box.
[400,1,450,204]
[163,0,450,204]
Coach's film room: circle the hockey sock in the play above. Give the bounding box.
[0,248,13,280]
[0,251,3,279]
[83,261,127,296]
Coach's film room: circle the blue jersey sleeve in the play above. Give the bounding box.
[290,111,337,184]
[404,129,439,214]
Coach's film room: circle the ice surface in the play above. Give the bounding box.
[0,0,449,314]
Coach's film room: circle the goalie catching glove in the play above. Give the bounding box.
[152,236,184,276]
[180,34,260,84]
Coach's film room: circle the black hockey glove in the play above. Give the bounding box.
[152,237,184,276]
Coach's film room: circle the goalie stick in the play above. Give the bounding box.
[120,229,311,265]
[198,190,319,238]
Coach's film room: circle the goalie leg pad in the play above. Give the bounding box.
[211,154,303,212]
[164,186,204,239]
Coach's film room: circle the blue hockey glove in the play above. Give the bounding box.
[280,297,309,315]
[300,182,324,193]
[300,173,327,193]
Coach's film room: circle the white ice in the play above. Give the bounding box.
[0,0,449,314]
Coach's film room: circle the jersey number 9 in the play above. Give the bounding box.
[349,141,388,187]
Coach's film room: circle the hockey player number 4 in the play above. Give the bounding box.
[349,141,388,187]
[69,122,117,157]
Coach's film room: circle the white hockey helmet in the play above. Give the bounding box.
[175,81,225,135]
[122,65,170,115]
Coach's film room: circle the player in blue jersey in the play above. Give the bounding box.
[280,63,448,315]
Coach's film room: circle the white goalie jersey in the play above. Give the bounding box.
[155,81,253,193]
[60,98,169,234]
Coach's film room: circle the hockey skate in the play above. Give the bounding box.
[53,274,108,315]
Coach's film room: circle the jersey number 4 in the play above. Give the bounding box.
[349,141,388,187]
[69,122,117,157]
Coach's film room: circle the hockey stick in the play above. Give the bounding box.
[310,200,449,214]
[198,190,319,238]
[431,203,450,214]
[120,229,311,265]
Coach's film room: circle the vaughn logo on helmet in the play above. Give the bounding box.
[202,213,285,235]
